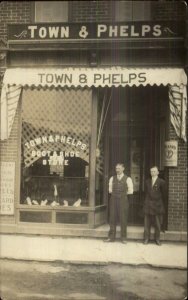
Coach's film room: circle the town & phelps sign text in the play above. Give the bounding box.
[8,21,184,42]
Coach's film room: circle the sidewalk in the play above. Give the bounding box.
[0,234,187,269]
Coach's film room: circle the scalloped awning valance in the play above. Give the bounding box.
[2,67,187,87]
[1,67,187,141]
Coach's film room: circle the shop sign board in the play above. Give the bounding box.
[4,68,186,88]
[0,162,15,215]
[8,21,185,43]
[164,141,178,167]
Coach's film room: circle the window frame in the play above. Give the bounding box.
[18,87,96,222]
[32,1,72,23]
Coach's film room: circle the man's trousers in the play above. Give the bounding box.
[144,214,161,241]
[108,196,129,240]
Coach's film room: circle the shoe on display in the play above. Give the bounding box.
[63,200,69,206]
[41,199,48,206]
[32,200,39,205]
[26,197,32,205]
[73,198,82,207]
[51,201,60,207]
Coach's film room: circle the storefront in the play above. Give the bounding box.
[0,20,187,234]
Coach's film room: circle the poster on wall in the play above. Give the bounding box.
[0,162,15,215]
[164,140,178,167]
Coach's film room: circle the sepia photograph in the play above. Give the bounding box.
[0,1,187,299]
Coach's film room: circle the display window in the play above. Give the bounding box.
[20,88,91,208]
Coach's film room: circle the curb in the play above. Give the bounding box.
[0,257,187,270]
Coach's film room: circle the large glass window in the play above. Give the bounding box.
[34,1,186,24]
[115,1,151,21]
[35,1,68,22]
[20,88,91,208]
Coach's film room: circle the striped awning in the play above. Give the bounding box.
[0,67,187,141]
[1,85,22,140]
[2,67,187,87]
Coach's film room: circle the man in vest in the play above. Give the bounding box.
[104,163,133,244]
[143,166,166,246]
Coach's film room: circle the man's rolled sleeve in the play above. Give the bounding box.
[127,177,133,195]
[109,176,113,193]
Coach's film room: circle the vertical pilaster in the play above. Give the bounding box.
[89,88,98,208]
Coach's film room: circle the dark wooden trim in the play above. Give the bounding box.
[103,91,110,207]
[17,205,96,212]
[7,39,185,51]
[15,92,23,223]
[166,87,171,141]
[89,88,98,210]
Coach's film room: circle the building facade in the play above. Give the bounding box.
[0,1,187,237]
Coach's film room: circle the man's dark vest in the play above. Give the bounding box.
[112,175,128,199]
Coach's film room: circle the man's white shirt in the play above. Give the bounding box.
[152,176,158,186]
[109,174,133,194]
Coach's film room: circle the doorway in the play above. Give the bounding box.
[103,86,168,226]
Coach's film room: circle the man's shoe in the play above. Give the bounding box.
[143,239,149,245]
[121,240,127,244]
[155,240,161,246]
[103,238,115,243]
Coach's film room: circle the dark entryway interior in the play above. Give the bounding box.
[105,85,168,225]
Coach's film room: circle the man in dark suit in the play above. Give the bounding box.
[143,166,166,246]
